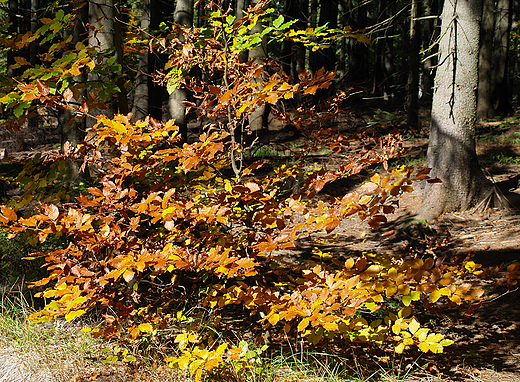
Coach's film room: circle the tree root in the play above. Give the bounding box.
[472,182,520,213]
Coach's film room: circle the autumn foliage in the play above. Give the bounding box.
[0,1,502,380]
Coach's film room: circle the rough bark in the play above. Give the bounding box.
[476,0,495,120]
[417,0,493,221]
[406,0,421,128]
[491,0,512,115]
[168,0,193,142]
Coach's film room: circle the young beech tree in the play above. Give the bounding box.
[417,0,495,221]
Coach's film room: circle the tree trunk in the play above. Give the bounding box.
[417,0,493,221]
[491,0,512,115]
[476,0,495,120]
[406,0,421,128]
[346,0,369,88]
[132,0,152,121]
[87,0,128,127]
[168,0,194,142]
[421,0,440,103]
[310,0,338,73]
[247,0,267,132]
[7,0,19,79]
[59,0,89,182]
[236,0,249,63]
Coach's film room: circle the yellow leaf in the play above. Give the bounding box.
[322,322,338,331]
[385,284,397,297]
[430,289,441,303]
[65,309,85,321]
[268,313,280,326]
[298,317,310,332]
[395,341,405,353]
[138,323,153,333]
[418,342,430,353]
[408,318,420,335]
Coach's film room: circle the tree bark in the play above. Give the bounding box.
[87,0,128,128]
[476,0,495,120]
[346,0,369,87]
[421,0,439,104]
[247,0,267,132]
[168,0,194,142]
[417,0,493,221]
[406,0,421,128]
[491,0,512,115]
[132,0,152,121]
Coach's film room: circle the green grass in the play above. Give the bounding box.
[0,292,438,382]
[0,292,105,380]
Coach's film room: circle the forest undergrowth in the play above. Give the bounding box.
[0,109,519,382]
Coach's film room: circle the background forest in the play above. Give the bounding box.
[0,0,519,381]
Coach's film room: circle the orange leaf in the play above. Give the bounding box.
[1,206,17,221]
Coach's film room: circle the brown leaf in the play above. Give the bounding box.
[36,79,50,96]
[63,88,74,102]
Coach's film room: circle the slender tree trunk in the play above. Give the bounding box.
[168,0,194,142]
[311,0,338,73]
[59,0,88,182]
[417,0,493,221]
[281,0,296,77]
[7,0,19,79]
[338,0,347,78]
[247,0,267,132]
[30,0,38,65]
[477,0,495,120]
[407,0,421,128]
[491,0,512,115]
[347,0,369,87]
[308,0,318,73]
[236,0,249,63]
[132,0,152,121]
[293,0,308,81]
[421,0,439,103]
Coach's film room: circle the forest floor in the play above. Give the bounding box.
[1,107,520,381]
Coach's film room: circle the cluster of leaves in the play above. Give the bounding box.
[0,113,488,379]
[0,1,505,381]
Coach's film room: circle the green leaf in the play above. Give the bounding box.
[56,9,65,21]
[273,15,284,29]
[402,294,412,306]
[226,15,235,25]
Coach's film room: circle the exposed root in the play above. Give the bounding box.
[472,183,520,214]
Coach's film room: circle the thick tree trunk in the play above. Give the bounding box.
[168,0,193,142]
[491,0,512,115]
[87,0,128,127]
[476,0,495,120]
[417,0,493,221]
